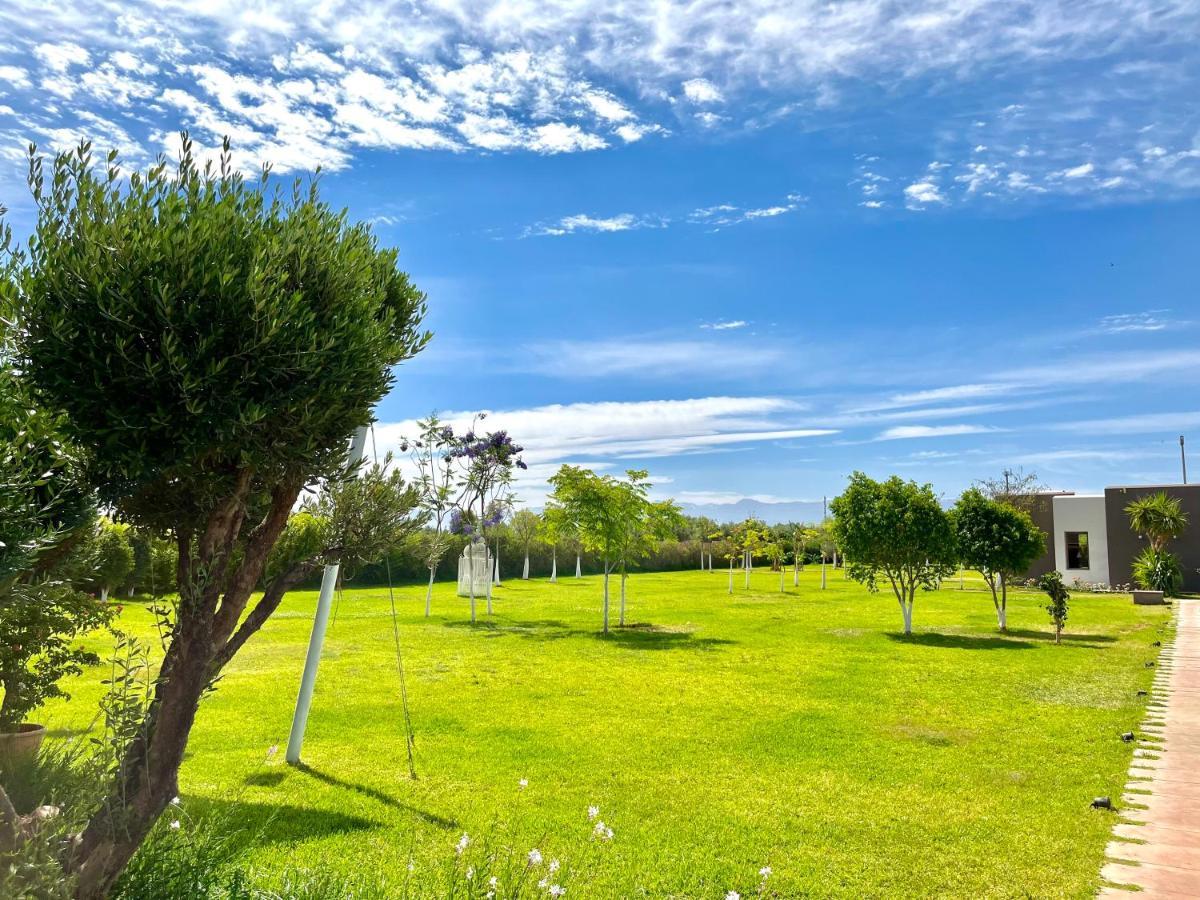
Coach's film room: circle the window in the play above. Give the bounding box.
[1065,532,1089,569]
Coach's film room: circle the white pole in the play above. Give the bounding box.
[287,426,368,765]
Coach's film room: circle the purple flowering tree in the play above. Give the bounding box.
[446,415,526,622]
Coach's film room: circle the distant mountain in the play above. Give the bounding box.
[679,498,828,526]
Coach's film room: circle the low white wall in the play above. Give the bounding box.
[1052,494,1110,586]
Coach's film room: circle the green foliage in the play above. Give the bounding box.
[509,509,542,554]
[91,519,134,597]
[1037,570,1070,642]
[8,136,429,530]
[1125,491,1189,553]
[0,579,112,729]
[953,487,1045,621]
[830,472,957,632]
[1131,546,1184,596]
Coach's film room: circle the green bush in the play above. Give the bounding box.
[1132,547,1184,596]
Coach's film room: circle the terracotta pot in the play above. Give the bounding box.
[0,723,46,769]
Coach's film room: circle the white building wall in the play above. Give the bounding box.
[1051,494,1110,587]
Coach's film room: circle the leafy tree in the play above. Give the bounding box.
[4,137,429,896]
[1126,492,1189,596]
[90,520,134,603]
[1038,570,1070,643]
[509,509,541,580]
[830,473,957,635]
[403,414,459,616]
[975,467,1046,513]
[539,504,567,583]
[953,488,1045,631]
[547,466,680,632]
[766,541,788,592]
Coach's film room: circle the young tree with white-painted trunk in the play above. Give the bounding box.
[548,466,680,633]
[510,508,540,580]
[831,473,957,636]
[540,504,570,583]
[767,540,788,592]
[403,414,458,617]
[90,518,133,603]
[953,488,1045,632]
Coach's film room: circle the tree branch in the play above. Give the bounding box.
[209,559,317,674]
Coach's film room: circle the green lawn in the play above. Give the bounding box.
[43,568,1168,898]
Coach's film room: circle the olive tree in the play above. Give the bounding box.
[831,473,957,635]
[5,137,428,897]
[953,488,1045,631]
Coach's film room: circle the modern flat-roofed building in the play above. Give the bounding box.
[1018,484,1199,591]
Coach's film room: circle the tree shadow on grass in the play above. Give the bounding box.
[443,617,736,651]
[596,622,737,652]
[885,632,1035,650]
[288,762,459,830]
[1003,627,1117,645]
[189,796,380,845]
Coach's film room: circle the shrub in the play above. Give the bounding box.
[1131,547,1184,597]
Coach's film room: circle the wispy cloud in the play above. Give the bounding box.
[1095,310,1176,334]
[874,424,1002,441]
[516,336,784,378]
[700,320,748,331]
[1051,411,1200,435]
[526,212,658,237]
[526,191,803,237]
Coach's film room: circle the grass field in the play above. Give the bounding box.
[43,568,1169,898]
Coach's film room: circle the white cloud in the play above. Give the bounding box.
[529,212,650,236]
[33,42,90,72]
[375,396,837,498]
[1096,311,1174,333]
[1060,162,1095,178]
[517,337,784,378]
[530,122,607,153]
[0,65,31,89]
[874,424,1001,441]
[904,180,944,207]
[681,78,723,104]
[700,320,748,331]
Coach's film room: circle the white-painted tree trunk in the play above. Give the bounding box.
[425,566,436,617]
[619,569,627,626]
[728,560,734,594]
[744,551,751,589]
[602,567,610,633]
[997,604,1007,631]
[100,586,109,603]
[575,554,582,578]
[522,554,530,580]
[779,568,785,592]
[898,594,913,634]
[486,555,494,615]
[998,574,1008,632]
[493,540,501,586]
[550,550,557,583]
[821,558,827,589]
[793,559,799,587]
[700,547,705,571]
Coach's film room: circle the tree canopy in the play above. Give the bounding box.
[830,472,957,635]
[953,488,1044,631]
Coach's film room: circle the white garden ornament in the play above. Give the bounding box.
[458,542,493,598]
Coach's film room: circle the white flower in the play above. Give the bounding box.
[466,867,475,881]
[725,893,740,900]
[518,777,529,789]
[759,866,772,879]
[267,744,278,758]
[548,886,566,897]
[407,860,415,872]
[529,848,544,865]
[587,805,600,820]
[170,796,181,807]
[593,821,614,840]
[455,833,471,855]
[549,859,560,874]
[169,820,180,830]
[538,877,549,889]
[489,876,499,888]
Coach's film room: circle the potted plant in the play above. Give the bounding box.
[0,580,112,767]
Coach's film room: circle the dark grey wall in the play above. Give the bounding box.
[1023,493,1061,579]
[1105,484,1200,592]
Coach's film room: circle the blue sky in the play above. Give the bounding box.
[1,1,1198,518]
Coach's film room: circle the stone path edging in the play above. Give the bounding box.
[1098,599,1199,899]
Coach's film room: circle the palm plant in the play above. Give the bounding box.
[1125,492,1189,552]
